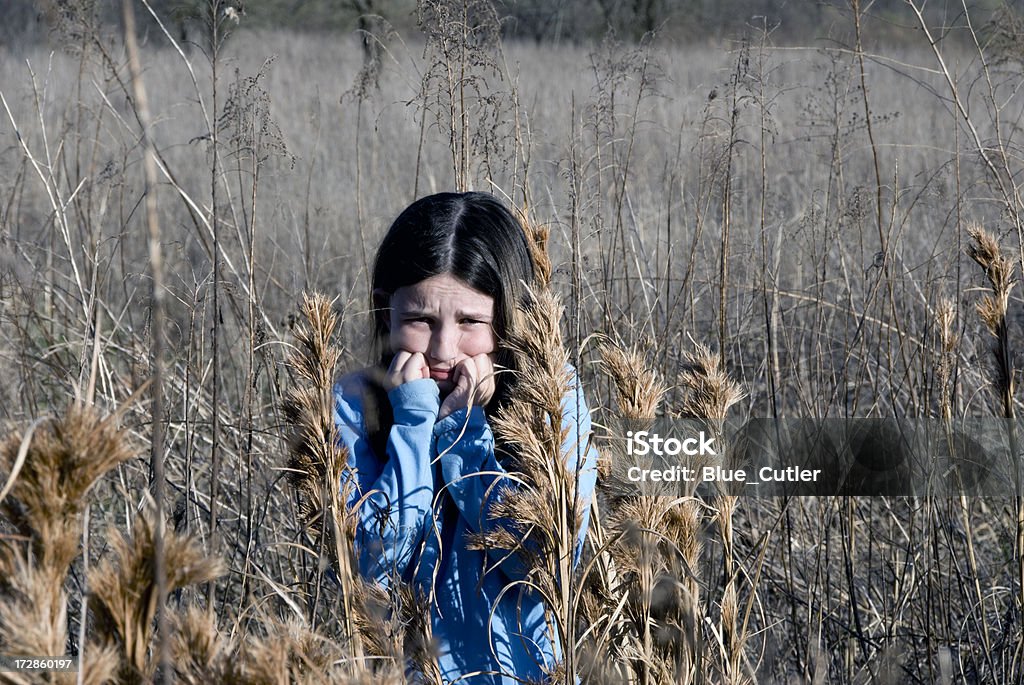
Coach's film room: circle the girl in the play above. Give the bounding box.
[332,192,598,683]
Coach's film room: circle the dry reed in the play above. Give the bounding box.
[0,405,135,684]
[935,298,958,424]
[87,504,224,683]
[595,342,720,684]
[463,208,594,679]
[281,291,424,682]
[967,224,1017,419]
[676,344,747,684]
[481,286,589,680]
[591,340,748,684]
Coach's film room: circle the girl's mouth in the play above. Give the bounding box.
[430,368,452,382]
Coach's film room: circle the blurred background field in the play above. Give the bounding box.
[1,0,1024,682]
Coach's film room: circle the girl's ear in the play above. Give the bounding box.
[372,289,391,331]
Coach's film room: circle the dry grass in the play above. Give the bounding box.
[476,285,586,680]
[968,224,1017,419]
[0,407,134,684]
[88,505,224,683]
[1,0,1024,682]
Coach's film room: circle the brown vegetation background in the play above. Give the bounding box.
[1,0,1023,682]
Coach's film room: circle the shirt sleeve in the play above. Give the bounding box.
[435,368,600,582]
[334,376,439,586]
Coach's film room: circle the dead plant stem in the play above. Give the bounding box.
[121,0,169,679]
[208,0,223,611]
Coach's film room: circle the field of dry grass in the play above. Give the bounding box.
[1,1,1023,682]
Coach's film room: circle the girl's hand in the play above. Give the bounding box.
[384,350,430,390]
[439,354,495,419]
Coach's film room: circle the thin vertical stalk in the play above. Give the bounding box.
[755,24,778,419]
[240,103,260,613]
[459,1,469,189]
[851,0,885,253]
[851,0,915,415]
[719,50,742,368]
[567,96,584,685]
[121,0,168,680]
[355,97,371,302]
[208,0,223,610]
[75,502,89,685]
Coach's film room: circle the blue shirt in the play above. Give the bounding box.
[333,370,599,684]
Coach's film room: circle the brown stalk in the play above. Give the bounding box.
[282,292,428,681]
[935,298,957,426]
[473,285,590,682]
[0,406,135,683]
[966,224,1017,419]
[120,1,171,678]
[966,225,1021,642]
[520,213,553,290]
[596,342,723,684]
[281,293,358,646]
[676,343,746,684]
[88,504,224,684]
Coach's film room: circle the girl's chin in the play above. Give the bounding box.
[434,379,455,395]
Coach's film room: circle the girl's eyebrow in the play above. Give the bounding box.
[400,309,492,320]
[396,299,492,320]
[457,310,493,320]
[396,294,432,311]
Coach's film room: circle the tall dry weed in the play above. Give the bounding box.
[676,344,748,684]
[87,504,224,683]
[594,342,698,684]
[966,224,1023,662]
[479,286,591,680]
[0,406,134,581]
[591,340,747,684]
[282,291,371,653]
[462,209,595,679]
[935,298,958,424]
[967,224,1017,419]
[283,293,345,530]
[281,291,424,682]
[0,405,135,684]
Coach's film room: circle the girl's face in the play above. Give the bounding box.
[385,272,497,392]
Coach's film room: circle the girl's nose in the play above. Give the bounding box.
[429,324,458,363]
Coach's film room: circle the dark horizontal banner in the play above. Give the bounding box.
[607,419,1024,496]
